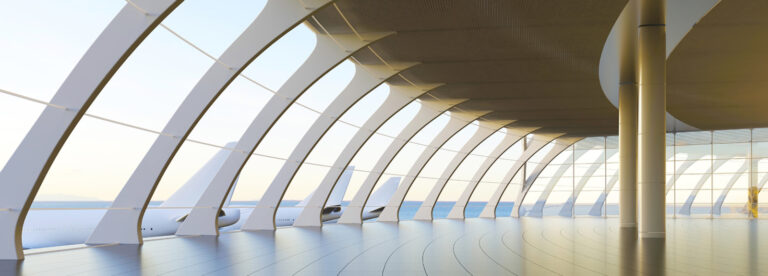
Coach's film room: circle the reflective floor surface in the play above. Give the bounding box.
[2,217,766,275]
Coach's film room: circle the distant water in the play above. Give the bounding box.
[24,201,757,249]
[29,201,751,219]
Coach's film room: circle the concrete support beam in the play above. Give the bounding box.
[413,120,514,220]
[637,0,667,238]
[239,63,411,231]
[513,137,582,217]
[377,111,490,222]
[714,164,762,215]
[337,99,466,224]
[678,159,732,215]
[88,0,338,244]
[479,134,561,218]
[587,153,696,216]
[446,128,536,219]
[666,155,703,193]
[560,151,618,217]
[292,84,441,227]
[619,0,639,229]
[588,173,620,216]
[0,0,182,260]
[531,149,592,217]
[90,20,385,242]
[619,87,639,227]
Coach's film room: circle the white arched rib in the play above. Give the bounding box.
[0,0,182,260]
[377,112,490,222]
[89,14,388,244]
[292,84,443,227]
[478,133,562,218]
[512,137,582,218]
[528,149,594,217]
[412,120,514,220]
[238,62,414,231]
[337,98,466,224]
[445,127,537,219]
[559,150,618,217]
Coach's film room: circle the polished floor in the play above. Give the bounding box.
[2,217,765,275]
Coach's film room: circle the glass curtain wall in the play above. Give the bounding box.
[532,128,768,219]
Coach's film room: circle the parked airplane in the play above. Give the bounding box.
[22,143,242,249]
[360,176,400,220]
[22,143,399,248]
[227,169,401,228]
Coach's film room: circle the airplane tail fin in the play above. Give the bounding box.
[326,166,354,207]
[365,177,401,209]
[161,142,237,207]
[296,166,354,207]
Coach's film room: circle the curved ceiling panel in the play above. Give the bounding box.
[311,0,626,137]
[668,0,768,129]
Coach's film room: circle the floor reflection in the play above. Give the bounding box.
[9,218,768,275]
[639,237,665,276]
[619,227,638,275]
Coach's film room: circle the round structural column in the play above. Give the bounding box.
[619,0,639,228]
[637,0,666,238]
[619,84,638,228]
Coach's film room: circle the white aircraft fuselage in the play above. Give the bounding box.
[22,208,240,249]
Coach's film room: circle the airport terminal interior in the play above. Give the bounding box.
[1,0,767,275]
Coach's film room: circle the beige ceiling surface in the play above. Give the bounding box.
[668,0,768,130]
[311,0,627,137]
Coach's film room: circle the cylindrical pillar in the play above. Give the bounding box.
[637,0,666,238]
[619,85,638,228]
[619,0,638,228]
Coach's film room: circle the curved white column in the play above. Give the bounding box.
[678,159,731,215]
[529,149,593,217]
[587,173,619,216]
[412,120,514,220]
[337,99,466,224]
[238,63,410,232]
[585,152,692,216]
[618,0,639,228]
[292,84,441,227]
[666,154,705,193]
[89,26,384,242]
[0,0,182,260]
[559,151,618,217]
[445,128,536,219]
[377,112,490,222]
[512,137,582,217]
[637,0,667,239]
[478,134,561,218]
[714,171,768,215]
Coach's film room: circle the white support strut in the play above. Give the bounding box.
[89,2,387,243]
[445,127,537,219]
[478,133,562,218]
[512,137,582,218]
[518,139,591,217]
[377,112,490,222]
[412,120,514,221]
[292,84,442,227]
[0,0,182,260]
[336,98,466,224]
[239,62,413,231]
